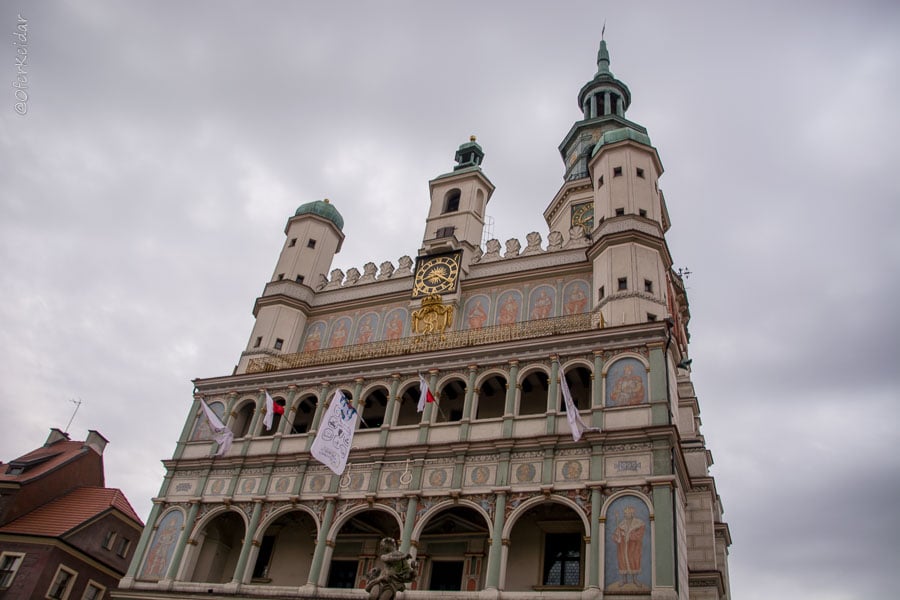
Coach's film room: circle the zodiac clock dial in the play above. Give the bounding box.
[413,252,462,298]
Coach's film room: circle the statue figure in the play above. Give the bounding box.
[521,231,543,255]
[504,238,521,258]
[377,261,395,280]
[359,262,378,283]
[547,230,564,251]
[324,268,344,290]
[365,537,418,600]
[344,267,361,286]
[481,238,502,262]
[394,255,413,277]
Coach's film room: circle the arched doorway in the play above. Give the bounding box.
[326,509,401,589]
[189,511,245,583]
[250,510,317,585]
[417,505,490,592]
[504,501,586,591]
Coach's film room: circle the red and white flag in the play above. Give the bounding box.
[263,391,285,431]
[417,374,435,412]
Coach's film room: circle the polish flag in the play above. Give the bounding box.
[417,374,435,412]
[263,391,285,431]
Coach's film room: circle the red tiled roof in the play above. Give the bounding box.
[0,440,91,483]
[0,486,143,537]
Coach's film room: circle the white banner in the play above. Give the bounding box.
[310,390,358,475]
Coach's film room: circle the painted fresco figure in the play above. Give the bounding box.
[612,506,647,588]
[530,289,553,320]
[467,300,488,329]
[610,364,645,405]
[565,285,588,314]
[365,537,418,600]
[498,294,519,325]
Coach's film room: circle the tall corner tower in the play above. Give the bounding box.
[236,199,344,373]
[546,40,683,331]
[421,137,495,269]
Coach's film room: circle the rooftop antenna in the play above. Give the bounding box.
[602,20,606,41]
[64,398,82,434]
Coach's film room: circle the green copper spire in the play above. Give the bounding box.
[597,39,611,74]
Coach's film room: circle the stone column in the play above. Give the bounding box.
[400,494,419,554]
[590,94,598,119]
[231,499,263,583]
[164,500,200,582]
[592,350,605,428]
[502,360,519,438]
[247,390,266,438]
[307,497,337,586]
[276,385,299,436]
[460,365,478,440]
[483,490,507,590]
[352,378,365,428]
[546,354,560,434]
[588,487,602,589]
[380,374,402,445]
[603,92,611,116]
[417,370,437,444]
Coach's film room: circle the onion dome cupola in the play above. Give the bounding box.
[453,135,485,170]
[294,198,345,231]
[578,40,632,120]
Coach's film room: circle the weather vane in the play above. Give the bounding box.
[602,20,606,40]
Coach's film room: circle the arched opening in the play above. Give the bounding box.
[518,370,548,416]
[435,379,465,423]
[231,400,255,438]
[418,506,490,592]
[251,510,317,585]
[191,401,225,441]
[505,502,585,591]
[474,374,507,420]
[560,366,592,410]
[327,510,401,589]
[289,395,317,434]
[443,189,461,213]
[360,387,389,429]
[395,384,421,427]
[189,511,245,583]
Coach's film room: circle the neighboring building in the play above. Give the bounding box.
[0,429,143,600]
[117,41,731,599]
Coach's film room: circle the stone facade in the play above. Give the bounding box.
[116,40,730,600]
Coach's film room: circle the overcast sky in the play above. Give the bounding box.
[2,1,898,598]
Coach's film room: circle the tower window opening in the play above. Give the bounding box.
[644,279,653,293]
[636,167,645,178]
[288,238,297,247]
[598,286,605,299]
[277,273,285,281]
[647,313,658,322]
[296,275,305,283]
[444,189,461,213]
[436,226,456,238]
[618,277,628,291]
[639,209,647,217]
[613,166,623,177]
[274,338,284,350]
[253,337,262,348]
[307,239,317,249]
[615,208,625,217]
[598,175,604,188]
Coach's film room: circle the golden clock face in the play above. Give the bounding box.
[571,202,594,231]
[413,252,461,298]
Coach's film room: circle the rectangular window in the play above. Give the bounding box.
[274,338,284,351]
[644,279,653,293]
[102,531,116,550]
[614,208,625,216]
[288,238,297,247]
[597,175,604,187]
[618,277,628,291]
[46,565,77,600]
[638,209,647,217]
[253,336,262,348]
[647,313,657,321]
[295,275,304,284]
[307,239,317,249]
[0,552,25,588]
[598,286,605,299]
[636,167,645,178]
[114,537,130,558]
[82,582,105,600]
[435,226,456,238]
[613,166,622,177]
[542,532,581,586]
[277,273,284,281]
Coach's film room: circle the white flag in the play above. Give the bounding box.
[560,373,596,441]
[200,399,233,456]
[310,390,358,475]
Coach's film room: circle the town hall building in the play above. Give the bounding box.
[115,40,731,600]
